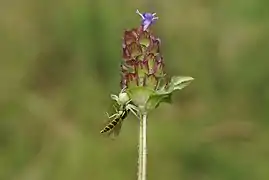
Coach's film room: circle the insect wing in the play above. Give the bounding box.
[100,97,129,138]
[107,117,123,138]
[108,109,130,137]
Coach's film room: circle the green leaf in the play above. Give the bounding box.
[171,76,194,90]
[146,93,172,111]
[125,76,194,112]
[146,76,194,111]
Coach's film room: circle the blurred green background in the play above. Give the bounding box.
[1,0,269,179]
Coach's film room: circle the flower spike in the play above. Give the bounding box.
[102,10,194,180]
[136,9,159,31]
[120,10,193,111]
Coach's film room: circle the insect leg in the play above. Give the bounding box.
[113,105,119,112]
[107,112,120,119]
[120,87,127,93]
[126,104,140,119]
[110,94,119,102]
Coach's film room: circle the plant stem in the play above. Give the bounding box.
[138,114,147,180]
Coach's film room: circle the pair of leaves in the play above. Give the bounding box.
[114,76,194,114]
[146,76,194,111]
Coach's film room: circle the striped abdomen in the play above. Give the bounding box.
[100,116,121,133]
[100,109,129,134]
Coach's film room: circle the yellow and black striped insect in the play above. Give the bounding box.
[100,108,130,136]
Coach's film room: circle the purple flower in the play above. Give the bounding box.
[136,9,159,31]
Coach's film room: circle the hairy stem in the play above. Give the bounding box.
[138,114,147,180]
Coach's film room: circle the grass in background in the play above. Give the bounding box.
[0,0,269,179]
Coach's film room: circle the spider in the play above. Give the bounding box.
[108,88,140,119]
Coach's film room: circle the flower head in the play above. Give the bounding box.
[136,9,159,31]
[119,10,193,111]
[120,27,165,90]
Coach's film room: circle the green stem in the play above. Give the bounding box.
[138,114,147,180]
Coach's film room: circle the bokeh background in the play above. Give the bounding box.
[1,0,269,179]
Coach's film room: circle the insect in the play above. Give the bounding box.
[100,88,140,136]
[100,106,130,135]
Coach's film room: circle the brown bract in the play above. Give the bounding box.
[121,26,166,91]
